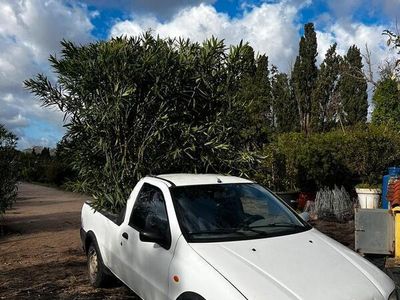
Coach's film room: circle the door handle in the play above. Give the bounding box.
[122,232,129,240]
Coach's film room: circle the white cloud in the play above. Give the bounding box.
[0,0,94,148]
[83,0,215,19]
[317,22,396,82]
[110,2,301,72]
[328,0,400,21]
[327,0,362,20]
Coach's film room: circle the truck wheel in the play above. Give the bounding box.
[177,292,206,300]
[87,242,110,287]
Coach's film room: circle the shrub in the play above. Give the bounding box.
[0,125,18,215]
[18,151,76,187]
[25,35,262,212]
[258,125,400,191]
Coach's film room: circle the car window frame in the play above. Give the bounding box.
[129,182,172,247]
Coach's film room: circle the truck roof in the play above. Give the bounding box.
[153,173,253,187]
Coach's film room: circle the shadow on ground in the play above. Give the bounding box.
[0,248,138,300]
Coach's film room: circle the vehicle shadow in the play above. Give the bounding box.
[0,248,139,299]
[1,211,81,235]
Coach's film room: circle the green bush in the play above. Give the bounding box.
[18,151,76,187]
[0,125,18,215]
[372,77,400,129]
[258,125,400,191]
[25,35,263,212]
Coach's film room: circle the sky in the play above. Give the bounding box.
[0,0,399,149]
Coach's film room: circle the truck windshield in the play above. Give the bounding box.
[170,183,310,242]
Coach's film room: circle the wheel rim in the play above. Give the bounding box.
[88,248,98,283]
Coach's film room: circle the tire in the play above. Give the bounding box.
[177,292,206,300]
[87,242,111,288]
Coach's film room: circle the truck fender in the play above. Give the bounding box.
[84,230,114,277]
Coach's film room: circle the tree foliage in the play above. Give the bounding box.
[25,35,263,211]
[383,29,400,80]
[23,23,390,205]
[19,145,76,187]
[311,43,341,132]
[0,124,18,215]
[258,125,400,192]
[372,76,400,128]
[292,23,318,134]
[40,147,51,159]
[271,67,298,132]
[338,45,368,125]
[235,53,273,148]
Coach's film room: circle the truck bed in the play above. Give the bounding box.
[84,201,125,225]
[81,201,127,269]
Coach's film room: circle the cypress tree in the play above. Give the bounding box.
[292,23,318,135]
[255,55,273,128]
[338,45,368,125]
[40,147,51,159]
[271,67,298,132]
[241,44,256,77]
[237,54,272,148]
[371,76,400,128]
[311,43,341,132]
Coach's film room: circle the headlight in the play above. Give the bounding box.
[389,290,398,300]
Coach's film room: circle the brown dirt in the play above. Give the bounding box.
[0,183,393,299]
[0,183,138,299]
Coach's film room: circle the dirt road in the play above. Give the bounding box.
[0,183,137,299]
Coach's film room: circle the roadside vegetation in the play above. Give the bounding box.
[21,23,400,213]
[0,125,18,216]
[258,125,400,192]
[18,146,76,187]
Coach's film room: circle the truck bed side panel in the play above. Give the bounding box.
[81,203,120,269]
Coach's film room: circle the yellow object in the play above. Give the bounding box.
[393,207,400,257]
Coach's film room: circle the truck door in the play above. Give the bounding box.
[118,182,174,300]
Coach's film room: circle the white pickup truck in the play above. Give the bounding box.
[81,174,397,300]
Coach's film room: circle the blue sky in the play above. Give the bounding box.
[0,0,398,149]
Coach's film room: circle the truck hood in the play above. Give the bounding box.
[190,229,394,300]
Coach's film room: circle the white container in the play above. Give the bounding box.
[356,188,381,209]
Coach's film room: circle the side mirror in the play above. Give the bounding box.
[139,230,169,249]
[299,212,310,222]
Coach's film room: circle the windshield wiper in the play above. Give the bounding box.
[189,228,247,236]
[237,226,270,236]
[248,223,305,230]
[189,223,305,236]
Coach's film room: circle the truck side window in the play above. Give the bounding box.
[129,183,170,238]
